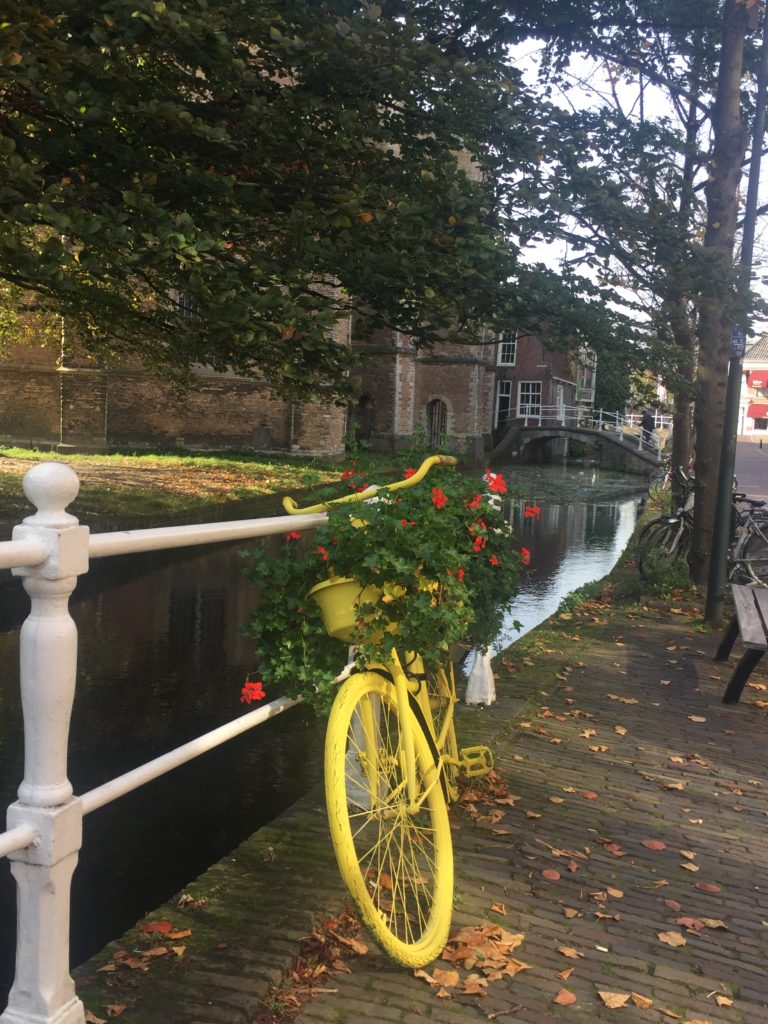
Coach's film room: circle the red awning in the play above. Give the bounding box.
[748,370,768,389]
[748,403,768,418]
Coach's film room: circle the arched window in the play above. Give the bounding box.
[426,399,448,449]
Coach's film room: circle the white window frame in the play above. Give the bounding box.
[497,329,517,367]
[517,380,542,418]
[495,380,514,427]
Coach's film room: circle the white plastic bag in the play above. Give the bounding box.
[463,647,496,706]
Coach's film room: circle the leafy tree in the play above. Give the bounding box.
[1,0,635,399]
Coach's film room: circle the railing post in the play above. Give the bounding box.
[1,464,89,1024]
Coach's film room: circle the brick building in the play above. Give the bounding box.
[0,319,594,461]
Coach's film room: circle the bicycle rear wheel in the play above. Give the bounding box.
[636,518,688,579]
[324,672,453,967]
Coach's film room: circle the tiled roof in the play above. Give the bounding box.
[745,334,768,362]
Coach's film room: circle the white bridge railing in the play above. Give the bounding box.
[0,463,327,1024]
[506,406,670,455]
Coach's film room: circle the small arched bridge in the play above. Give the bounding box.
[490,410,664,475]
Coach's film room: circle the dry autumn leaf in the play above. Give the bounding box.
[105,1008,126,1019]
[581,790,599,800]
[553,989,577,1005]
[563,907,580,919]
[435,987,452,999]
[714,994,733,1006]
[84,1013,106,1024]
[641,838,667,851]
[615,725,628,735]
[558,946,584,959]
[598,991,631,1008]
[542,869,561,881]
[658,931,687,947]
[556,967,575,981]
[432,968,460,987]
[688,715,706,722]
[631,993,654,1009]
[695,882,721,893]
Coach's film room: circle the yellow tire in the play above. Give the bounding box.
[324,672,454,967]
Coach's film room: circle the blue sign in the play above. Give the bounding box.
[731,324,747,358]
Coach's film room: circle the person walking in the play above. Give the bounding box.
[641,407,655,448]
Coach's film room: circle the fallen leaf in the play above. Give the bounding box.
[664,899,683,912]
[84,1014,106,1024]
[676,917,705,932]
[598,991,630,1008]
[556,967,575,981]
[462,973,488,995]
[563,908,580,919]
[606,887,624,898]
[168,929,192,940]
[558,946,584,959]
[549,796,565,804]
[658,931,687,947]
[680,863,700,872]
[105,1008,125,1019]
[490,903,506,915]
[432,968,460,987]
[139,921,174,935]
[141,946,169,959]
[435,987,452,999]
[688,716,706,723]
[700,918,727,929]
[631,993,654,1008]
[171,946,186,956]
[525,811,541,819]
[413,969,437,986]
[714,994,733,1006]
[614,726,628,735]
[680,850,696,860]
[581,790,599,800]
[553,989,577,1005]
[641,839,667,851]
[695,882,721,893]
[541,869,560,881]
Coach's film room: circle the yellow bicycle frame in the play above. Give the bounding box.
[284,454,459,810]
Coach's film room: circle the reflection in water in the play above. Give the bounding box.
[494,497,639,650]
[0,542,324,1007]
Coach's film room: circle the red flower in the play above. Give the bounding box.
[472,534,487,552]
[341,469,356,480]
[457,568,465,582]
[240,679,266,704]
[484,470,508,494]
[466,494,483,510]
[520,547,531,565]
[316,545,329,561]
[432,487,448,509]
[285,530,302,540]
[400,518,416,527]
[523,505,541,519]
[403,467,416,478]
[489,555,499,566]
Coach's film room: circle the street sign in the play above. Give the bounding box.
[731,324,747,358]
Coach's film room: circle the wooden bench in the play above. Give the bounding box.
[715,583,768,703]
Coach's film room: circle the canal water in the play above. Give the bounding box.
[0,463,644,1004]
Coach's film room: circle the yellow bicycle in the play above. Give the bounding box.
[284,456,493,967]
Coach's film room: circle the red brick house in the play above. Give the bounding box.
[0,319,595,461]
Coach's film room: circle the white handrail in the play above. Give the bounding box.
[89,511,326,559]
[0,462,331,1024]
[81,696,302,815]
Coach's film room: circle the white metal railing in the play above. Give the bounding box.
[0,462,327,1024]
[503,406,669,455]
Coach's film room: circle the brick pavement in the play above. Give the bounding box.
[75,582,768,1023]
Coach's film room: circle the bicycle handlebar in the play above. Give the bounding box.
[282,454,459,515]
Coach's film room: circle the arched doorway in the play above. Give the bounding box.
[426,399,448,450]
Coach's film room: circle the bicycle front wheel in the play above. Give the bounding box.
[740,527,768,586]
[636,518,688,579]
[324,672,453,967]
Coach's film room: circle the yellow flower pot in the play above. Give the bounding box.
[309,576,381,641]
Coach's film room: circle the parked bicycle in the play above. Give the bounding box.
[637,471,768,585]
[281,456,501,966]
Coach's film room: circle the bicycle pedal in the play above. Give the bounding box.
[459,745,494,776]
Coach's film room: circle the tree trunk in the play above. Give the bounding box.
[690,0,755,585]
